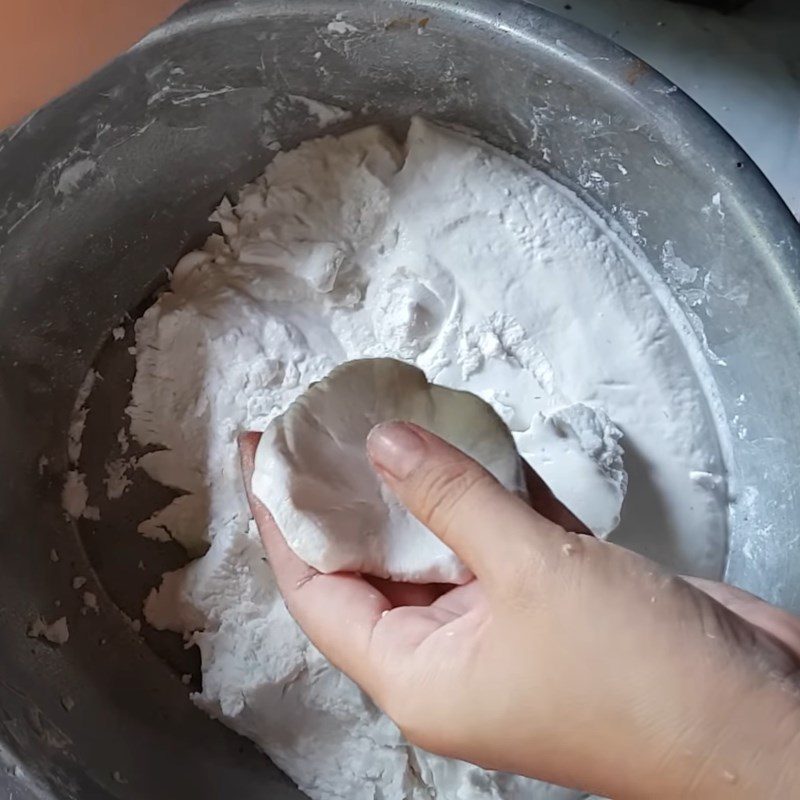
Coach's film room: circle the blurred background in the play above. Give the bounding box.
[534,0,800,219]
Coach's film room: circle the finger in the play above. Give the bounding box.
[239,432,391,689]
[238,432,317,591]
[522,458,591,535]
[365,576,451,607]
[684,576,800,660]
[432,580,486,616]
[370,582,487,668]
[366,421,570,588]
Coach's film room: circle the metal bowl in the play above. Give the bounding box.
[1,1,799,797]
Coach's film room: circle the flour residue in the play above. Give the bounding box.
[55,157,96,196]
[287,94,353,127]
[28,616,70,645]
[73,118,727,800]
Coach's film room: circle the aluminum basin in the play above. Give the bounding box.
[1,1,799,797]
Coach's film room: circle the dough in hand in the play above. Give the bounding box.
[251,358,527,584]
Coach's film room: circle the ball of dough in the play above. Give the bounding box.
[251,358,527,583]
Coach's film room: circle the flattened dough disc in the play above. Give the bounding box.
[252,358,526,583]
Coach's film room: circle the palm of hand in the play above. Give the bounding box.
[246,493,489,703]
[239,429,800,799]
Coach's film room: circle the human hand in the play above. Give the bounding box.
[1,1,183,130]
[239,423,800,800]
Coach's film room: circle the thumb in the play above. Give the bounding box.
[366,421,568,588]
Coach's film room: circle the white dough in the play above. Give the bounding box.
[518,404,627,537]
[252,357,526,584]
[77,116,732,800]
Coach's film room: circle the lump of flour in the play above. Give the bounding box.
[518,404,627,538]
[28,616,69,645]
[252,357,526,584]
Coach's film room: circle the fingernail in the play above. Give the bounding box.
[367,422,426,480]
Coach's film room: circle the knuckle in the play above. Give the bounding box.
[415,461,493,536]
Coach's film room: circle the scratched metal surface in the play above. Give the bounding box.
[1,1,799,798]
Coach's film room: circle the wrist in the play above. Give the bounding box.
[674,671,800,799]
[763,698,800,799]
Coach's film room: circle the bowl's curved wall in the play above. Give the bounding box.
[1,1,799,798]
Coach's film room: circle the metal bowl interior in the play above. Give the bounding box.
[1,1,799,798]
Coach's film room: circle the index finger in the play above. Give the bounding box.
[238,432,390,689]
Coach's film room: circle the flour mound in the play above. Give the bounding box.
[252,357,526,584]
[518,403,627,537]
[123,116,727,800]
